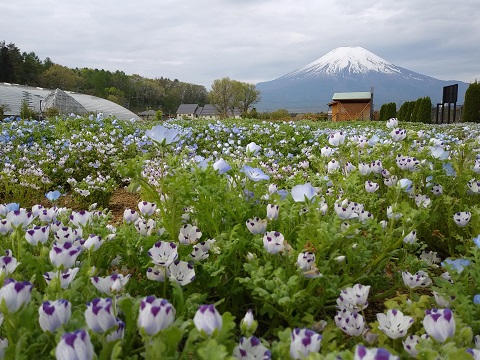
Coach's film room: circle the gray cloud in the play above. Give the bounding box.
[1,0,479,88]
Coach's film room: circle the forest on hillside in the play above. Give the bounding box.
[0,41,208,115]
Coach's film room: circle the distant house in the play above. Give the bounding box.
[175,104,241,120]
[328,91,373,121]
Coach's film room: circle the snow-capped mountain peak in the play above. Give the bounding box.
[286,46,402,78]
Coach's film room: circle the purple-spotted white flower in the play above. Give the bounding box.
[146,265,170,282]
[81,234,104,251]
[371,160,383,174]
[84,298,117,333]
[246,217,267,235]
[25,225,50,245]
[358,162,372,176]
[262,231,285,254]
[468,179,480,194]
[431,183,443,196]
[178,224,202,245]
[233,336,271,359]
[107,318,125,342]
[134,218,156,236]
[193,304,223,336]
[38,207,58,222]
[390,128,407,142]
[415,194,431,208]
[453,211,471,227]
[241,165,270,181]
[44,268,80,289]
[240,309,258,336]
[377,309,414,339]
[6,209,34,228]
[123,208,140,224]
[145,124,179,145]
[297,252,316,271]
[354,345,399,360]
[39,299,71,333]
[0,251,20,276]
[337,284,370,311]
[0,278,33,312]
[328,131,345,146]
[402,270,431,288]
[403,230,417,244]
[148,241,178,267]
[54,226,79,244]
[334,202,358,220]
[169,260,195,286]
[327,159,340,173]
[266,204,279,221]
[138,201,157,216]
[290,328,322,359]
[69,210,92,228]
[291,183,316,202]
[365,181,379,193]
[423,308,456,342]
[402,334,429,357]
[138,296,176,336]
[386,117,398,128]
[190,240,215,261]
[49,241,82,269]
[320,146,335,157]
[335,309,365,336]
[0,219,12,235]
[55,329,94,360]
[91,274,131,295]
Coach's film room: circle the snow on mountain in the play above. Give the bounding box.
[285,46,401,78]
[255,46,468,112]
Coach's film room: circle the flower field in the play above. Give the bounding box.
[1,114,480,359]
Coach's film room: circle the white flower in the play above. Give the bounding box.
[377,309,414,339]
[262,231,285,254]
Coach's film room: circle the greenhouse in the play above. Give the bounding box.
[0,82,140,120]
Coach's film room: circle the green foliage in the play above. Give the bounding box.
[379,102,397,121]
[463,81,480,122]
[20,99,36,119]
[417,96,432,123]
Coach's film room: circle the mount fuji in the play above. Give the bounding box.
[255,47,469,112]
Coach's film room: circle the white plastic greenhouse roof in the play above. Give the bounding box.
[0,82,140,120]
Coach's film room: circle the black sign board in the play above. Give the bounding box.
[442,84,458,104]
[437,84,459,124]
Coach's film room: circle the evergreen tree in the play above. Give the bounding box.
[419,97,432,123]
[463,81,480,122]
[411,99,421,122]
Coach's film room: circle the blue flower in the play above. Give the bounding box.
[145,125,179,145]
[443,163,456,177]
[474,235,480,248]
[291,183,316,202]
[45,190,62,202]
[241,166,270,181]
[441,258,470,274]
[474,295,480,305]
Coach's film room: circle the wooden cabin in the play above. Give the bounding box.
[328,91,373,121]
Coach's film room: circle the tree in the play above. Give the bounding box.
[232,81,261,115]
[379,102,396,121]
[411,99,422,122]
[418,97,432,123]
[39,64,83,90]
[463,81,480,122]
[209,77,235,119]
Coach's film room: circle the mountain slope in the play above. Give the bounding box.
[256,47,469,112]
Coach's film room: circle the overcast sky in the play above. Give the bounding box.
[2,0,479,89]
